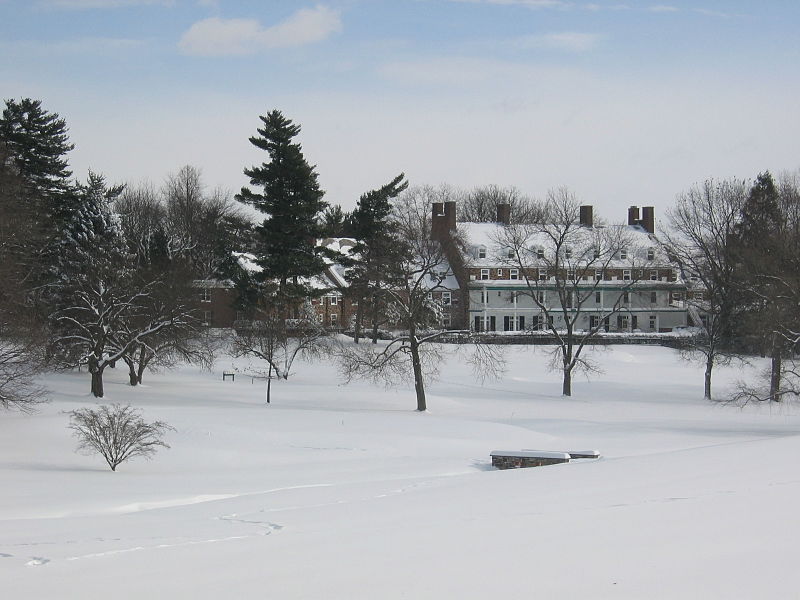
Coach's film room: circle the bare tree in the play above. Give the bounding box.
[461,184,543,224]
[339,187,503,411]
[495,188,647,396]
[662,179,747,399]
[69,404,174,471]
[232,301,328,403]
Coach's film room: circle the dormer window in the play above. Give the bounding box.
[647,248,655,261]
[565,247,572,259]
[478,246,487,259]
[507,248,514,259]
[593,247,601,259]
[620,248,628,260]
[536,247,545,259]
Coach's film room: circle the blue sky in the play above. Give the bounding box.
[2,0,799,220]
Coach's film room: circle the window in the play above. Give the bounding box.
[593,247,601,259]
[536,290,546,304]
[478,246,487,259]
[202,310,213,326]
[565,247,572,259]
[623,292,630,304]
[503,315,525,331]
[650,291,657,304]
[536,247,545,259]
[538,268,547,281]
[567,269,576,281]
[672,292,683,302]
[623,269,631,281]
[510,269,519,280]
[480,289,489,304]
[649,315,657,330]
[329,295,338,306]
[480,269,490,280]
[497,269,504,278]
[535,314,545,331]
[595,269,603,281]
[595,291,601,303]
[617,315,629,330]
[566,291,574,309]
[620,248,628,260]
[507,248,515,259]
[442,312,451,327]
[590,315,601,329]
[650,270,658,281]
[647,248,655,261]
[441,292,451,306]
[329,313,338,325]
[200,288,211,303]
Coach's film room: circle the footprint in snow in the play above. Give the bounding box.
[26,557,50,567]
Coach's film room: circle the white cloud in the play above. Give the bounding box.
[649,5,678,12]
[515,31,603,52]
[178,5,342,57]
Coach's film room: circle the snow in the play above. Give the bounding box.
[2,344,800,598]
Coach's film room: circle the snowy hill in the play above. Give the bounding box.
[2,345,799,599]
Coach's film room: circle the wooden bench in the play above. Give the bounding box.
[491,450,601,470]
[490,450,571,469]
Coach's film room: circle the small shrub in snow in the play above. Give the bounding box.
[68,404,174,471]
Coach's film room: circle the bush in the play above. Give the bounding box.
[69,404,174,471]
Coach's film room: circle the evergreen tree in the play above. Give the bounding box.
[347,173,408,342]
[731,172,790,402]
[236,110,329,310]
[50,172,133,397]
[0,98,76,228]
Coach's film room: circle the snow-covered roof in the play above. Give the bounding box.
[459,221,673,270]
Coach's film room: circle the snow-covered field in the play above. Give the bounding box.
[2,344,799,599]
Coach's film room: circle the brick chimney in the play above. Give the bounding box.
[628,206,640,226]
[431,201,456,240]
[641,206,655,234]
[496,203,511,225]
[444,201,456,231]
[579,205,593,227]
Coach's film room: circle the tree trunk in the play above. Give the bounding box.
[126,360,139,386]
[266,362,272,404]
[136,345,148,384]
[89,358,105,398]
[354,298,364,344]
[409,334,426,411]
[770,336,782,402]
[704,354,713,400]
[562,368,572,397]
[371,295,380,344]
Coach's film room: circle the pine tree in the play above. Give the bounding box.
[347,173,408,342]
[236,110,329,310]
[50,172,133,397]
[731,172,789,402]
[0,98,76,229]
